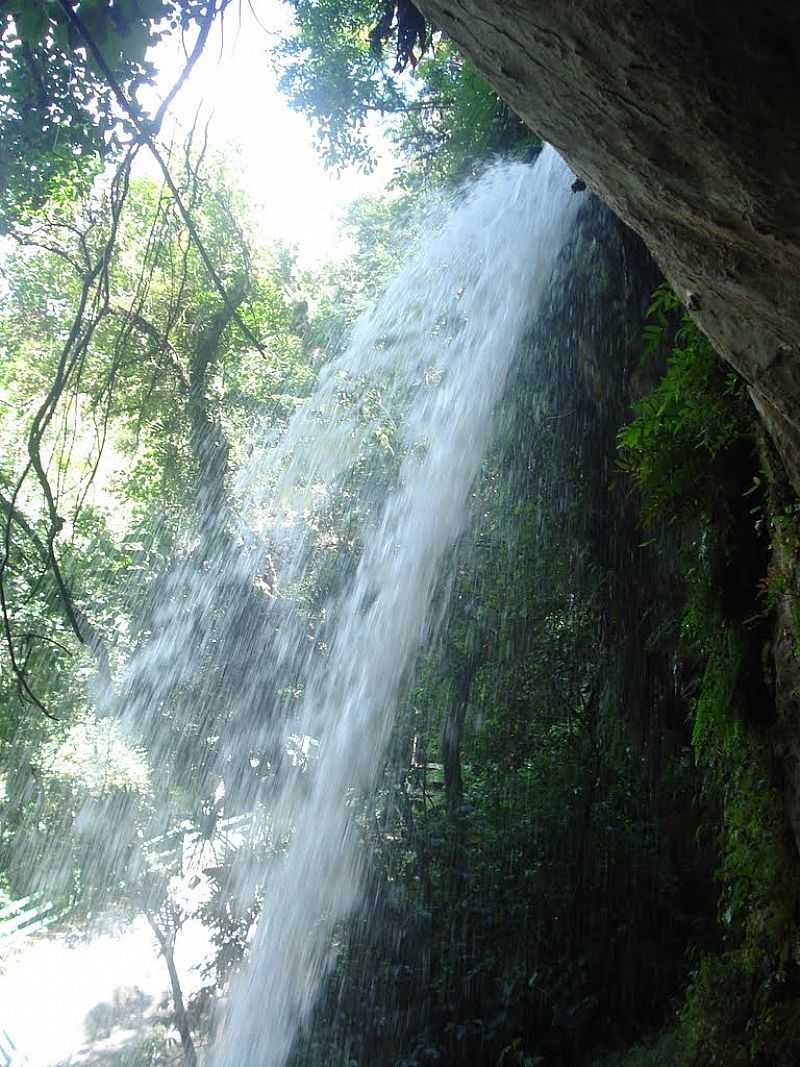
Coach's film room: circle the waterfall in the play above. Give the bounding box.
[204,146,578,1066]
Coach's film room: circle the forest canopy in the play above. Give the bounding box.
[0,0,223,227]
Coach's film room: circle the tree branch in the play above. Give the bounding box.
[58,0,266,357]
[0,490,112,689]
[108,305,191,390]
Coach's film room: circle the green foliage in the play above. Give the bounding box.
[0,712,155,907]
[40,718,150,798]
[276,0,407,171]
[389,42,536,188]
[275,3,536,185]
[0,0,213,226]
[303,187,420,352]
[0,143,328,1054]
[0,147,318,927]
[618,286,751,523]
[687,623,742,761]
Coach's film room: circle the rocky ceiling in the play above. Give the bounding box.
[417,0,800,485]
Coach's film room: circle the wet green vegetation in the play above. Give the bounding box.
[2,5,800,1065]
[617,295,800,1067]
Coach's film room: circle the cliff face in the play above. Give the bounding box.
[417,0,800,487]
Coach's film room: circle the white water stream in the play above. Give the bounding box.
[3,147,577,1067]
[211,147,577,1065]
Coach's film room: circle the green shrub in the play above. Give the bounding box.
[618,286,750,524]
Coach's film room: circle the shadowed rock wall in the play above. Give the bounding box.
[417,0,800,486]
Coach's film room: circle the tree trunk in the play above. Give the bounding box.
[188,273,248,539]
[163,940,198,1067]
[147,914,198,1067]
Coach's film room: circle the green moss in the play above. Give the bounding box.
[673,615,800,1065]
[617,287,800,1066]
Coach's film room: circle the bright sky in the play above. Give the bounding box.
[142,1,393,264]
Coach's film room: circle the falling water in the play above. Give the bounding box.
[205,146,578,1065]
[3,147,577,1064]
